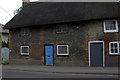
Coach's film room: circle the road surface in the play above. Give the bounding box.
[2,70,119,78]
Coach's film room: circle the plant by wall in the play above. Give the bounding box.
[2,39,9,48]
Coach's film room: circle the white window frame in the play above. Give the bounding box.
[103,20,118,33]
[109,42,120,55]
[20,46,29,55]
[57,45,69,55]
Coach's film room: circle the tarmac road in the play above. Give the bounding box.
[2,70,119,78]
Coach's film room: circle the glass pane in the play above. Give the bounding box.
[111,49,114,53]
[62,25,68,32]
[105,20,116,30]
[114,43,117,47]
[115,49,118,53]
[22,47,28,53]
[110,21,116,30]
[58,46,67,54]
[105,21,111,30]
[24,28,30,35]
[106,25,110,30]
[56,25,62,33]
[111,43,114,47]
[21,28,30,35]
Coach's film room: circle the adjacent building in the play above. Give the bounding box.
[0,23,9,43]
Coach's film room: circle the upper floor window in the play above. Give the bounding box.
[57,45,69,55]
[103,20,118,33]
[56,24,68,33]
[109,42,120,55]
[20,28,30,36]
[20,46,29,55]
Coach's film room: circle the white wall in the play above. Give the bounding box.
[1,34,9,43]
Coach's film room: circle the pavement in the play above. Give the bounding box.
[2,65,120,75]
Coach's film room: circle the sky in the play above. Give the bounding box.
[0,0,38,25]
[0,0,120,25]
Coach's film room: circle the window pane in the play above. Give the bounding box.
[21,28,30,35]
[105,21,111,30]
[115,49,118,53]
[111,49,114,53]
[105,20,116,30]
[24,28,30,35]
[56,24,68,33]
[56,25,62,33]
[110,21,116,30]
[114,43,117,47]
[106,25,110,30]
[111,43,114,47]
[22,47,28,53]
[62,25,68,32]
[58,46,67,54]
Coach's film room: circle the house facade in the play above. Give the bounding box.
[0,23,9,63]
[4,2,120,67]
[0,23,9,43]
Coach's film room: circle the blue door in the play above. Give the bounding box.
[45,45,54,65]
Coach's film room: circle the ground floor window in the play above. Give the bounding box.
[20,46,29,55]
[57,45,69,55]
[109,42,120,55]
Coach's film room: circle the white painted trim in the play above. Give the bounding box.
[109,42,120,55]
[57,45,69,55]
[103,20,118,33]
[20,46,29,55]
[88,41,105,67]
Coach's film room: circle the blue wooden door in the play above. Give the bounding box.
[45,45,54,65]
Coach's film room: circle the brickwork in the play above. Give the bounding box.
[9,19,120,66]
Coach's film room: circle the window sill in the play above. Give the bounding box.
[104,30,118,33]
[20,53,29,56]
[109,53,120,55]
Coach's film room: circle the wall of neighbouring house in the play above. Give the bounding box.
[9,19,120,66]
[1,34,9,43]
[0,34,2,47]
[0,34,2,63]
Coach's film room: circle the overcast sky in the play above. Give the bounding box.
[0,0,120,25]
[0,0,38,25]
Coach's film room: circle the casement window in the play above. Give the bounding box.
[57,45,69,55]
[20,46,29,55]
[56,24,68,33]
[103,20,118,33]
[20,28,30,36]
[109,42,120,55]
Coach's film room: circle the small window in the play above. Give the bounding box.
[20,28,30,36]
[20,46,29,55]
[56,24,68,33]
[103,20,118,33]
[109,42,120,55]
[57,45,69,55]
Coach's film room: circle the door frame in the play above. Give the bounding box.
[44,44,54,66]
[88,41,105,67]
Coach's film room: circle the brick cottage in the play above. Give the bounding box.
[4,2,120,67]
